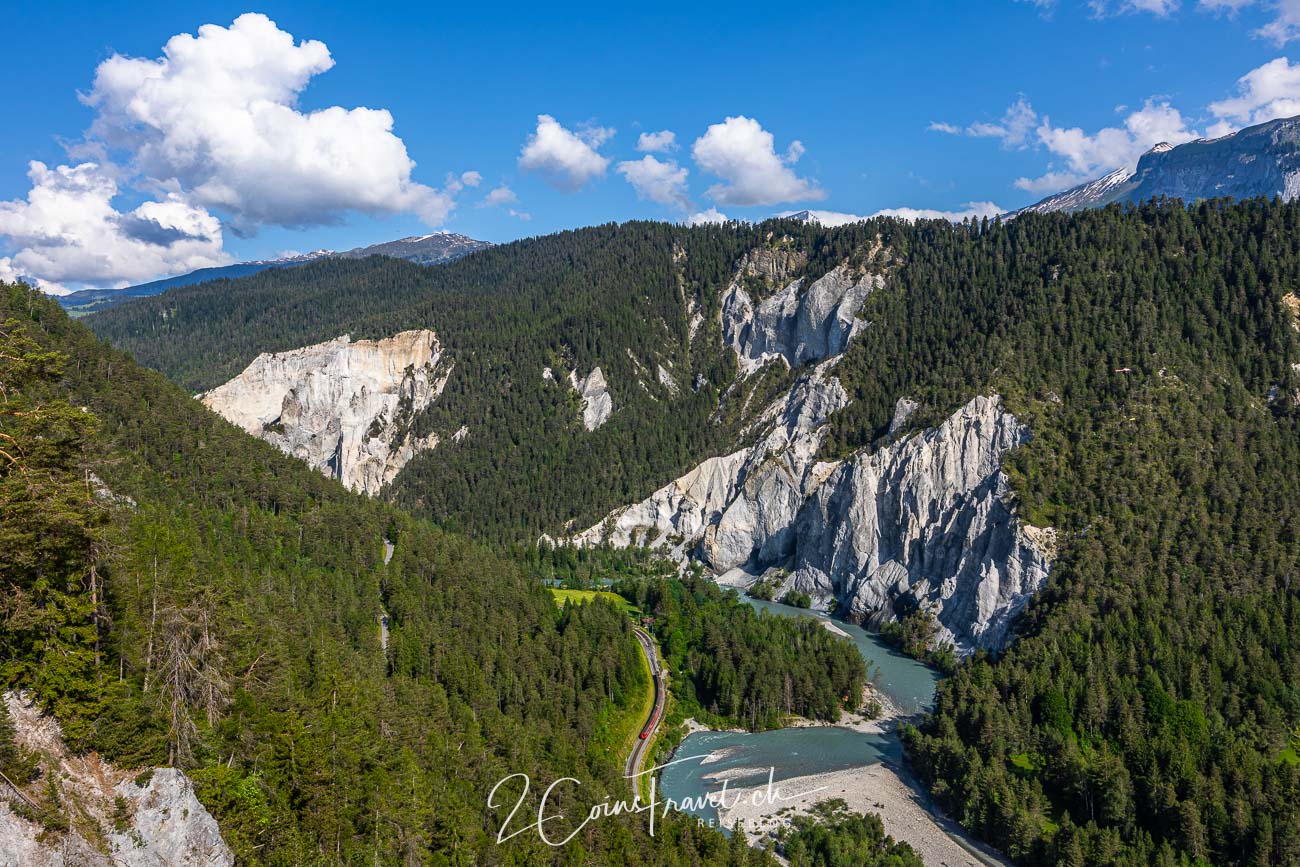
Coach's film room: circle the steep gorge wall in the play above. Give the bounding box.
[201,330,449,494]
[721,261,880,375]
[576,245,1052,652]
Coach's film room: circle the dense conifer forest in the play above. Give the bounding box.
[0,282,789,865]
[615,573,867,731]
[73,200,1300,865]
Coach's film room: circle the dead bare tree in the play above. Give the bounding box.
[154,597,230,766]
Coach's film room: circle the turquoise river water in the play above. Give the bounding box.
[656,596,941,826]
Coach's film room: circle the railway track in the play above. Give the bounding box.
[625,625,665,788]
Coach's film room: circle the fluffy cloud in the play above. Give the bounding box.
[1016,100,1199,192]
[477,184,529,219]
[691,116,824,206]
[1255,0,1300,42]
[617,156,690,209]
[870,201,1006,222]
[0,13,473,292]
[687,208,729,225]
[0,257,21,286]
[0,161,227,292]
[84,13,456,230]
[636,130,677,152]
[482,185,519,206]
[519,114,612,190]
[1208,56,1300,133]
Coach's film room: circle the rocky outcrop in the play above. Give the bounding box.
[575,358,847,558]
[721,263,880,375]
[576,383,1053,652]
[201,330,449,495]
[0,692,233,867]
[569,367,613,430]
[789,396,1053,650]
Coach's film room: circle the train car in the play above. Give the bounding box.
[639,674,665,739]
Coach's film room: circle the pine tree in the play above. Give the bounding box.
[0,318,107,746]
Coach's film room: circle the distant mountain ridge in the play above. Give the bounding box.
[1021,114,1300,214]
[56,231,491,315]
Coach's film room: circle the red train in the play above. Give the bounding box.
[639,672,665,739]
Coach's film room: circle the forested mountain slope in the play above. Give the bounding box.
[811,201,1300,865]
[87,201,1300,865]
[87,221,877,541]
[0,282,777,865]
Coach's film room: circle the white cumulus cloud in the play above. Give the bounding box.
[870,201,1006,222]
[691,116,824,207]
[1016,100,1199,192]
[0,257,22,287]
[687,208,729,225]
[617,155,691,210]
[482,185,519,206]
[0,161,228,293]
[83,12,457,230]
[1208,56,1300,133]
[519,114,612,190]
[0,12,471,292]
[636,130,678,152]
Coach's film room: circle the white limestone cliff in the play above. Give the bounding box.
[789,396,1054,651]
[721,263,881,375]
[575,383,1053,653]
[0,691,233,867]
[569,367,614,430]
[201,330,449,495]
[574,358,847,558]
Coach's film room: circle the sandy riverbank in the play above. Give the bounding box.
[716,761,1010,867]
[782,680,906,736]
[681,717,745,736]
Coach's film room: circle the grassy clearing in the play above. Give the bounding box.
[548,588,639,617]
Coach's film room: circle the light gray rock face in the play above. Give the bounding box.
[570,367,614,430]
[574,358,846,558]
[0,692,233,867]
[888,398,918,436]
[576,388,1053,653]
[109,770,231,867]
[201,330,449,495]
[721,263,881,375]
[789,396,1053,651]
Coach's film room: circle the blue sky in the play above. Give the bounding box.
[2,0,1298,291]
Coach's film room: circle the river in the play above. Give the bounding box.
[655,596,1006,864]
